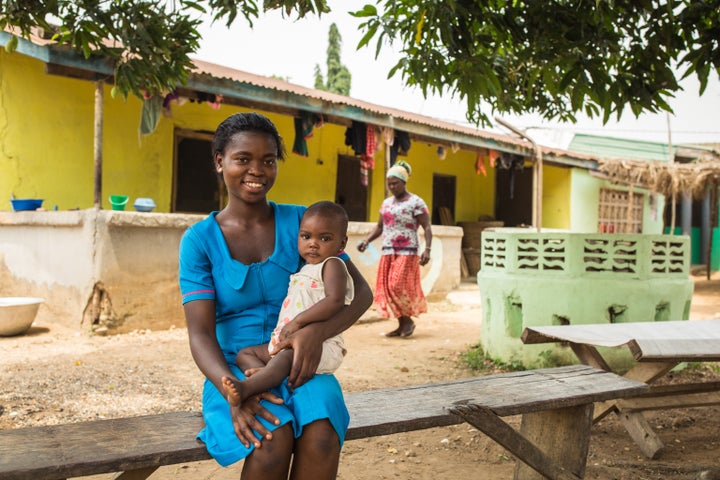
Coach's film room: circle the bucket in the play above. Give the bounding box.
[109,195,129,211]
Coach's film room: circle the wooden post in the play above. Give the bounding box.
[495,117,542,232]
[384,138,390,199]
[626,184,634,233]
[709,185,718,280]
[93,81,104,209]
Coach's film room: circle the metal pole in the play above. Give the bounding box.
[494,117,542,232]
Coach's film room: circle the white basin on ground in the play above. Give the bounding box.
[0,297,44,336]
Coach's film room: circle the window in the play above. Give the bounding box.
[597,188,643,233]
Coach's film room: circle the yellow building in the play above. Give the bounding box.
[0,31,604,230]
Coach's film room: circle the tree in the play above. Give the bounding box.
[2,1,718,126]
[353,1,720,126]
[314,23,352,95]
[0,0,328,99]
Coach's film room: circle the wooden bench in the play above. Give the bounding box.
[0,365,646,480]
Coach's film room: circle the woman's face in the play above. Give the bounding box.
[215,131,278,204]
[387,176,407,198]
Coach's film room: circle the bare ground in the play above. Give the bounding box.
[1,274,719,479]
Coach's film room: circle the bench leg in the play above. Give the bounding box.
[450,404,585,480]
[111,466,160,480]
[617,411,664,459]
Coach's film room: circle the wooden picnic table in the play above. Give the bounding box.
[521,320,720,459]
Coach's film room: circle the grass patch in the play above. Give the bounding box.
[461,344,526,373]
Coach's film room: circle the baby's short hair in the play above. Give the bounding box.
[303,201,349,235]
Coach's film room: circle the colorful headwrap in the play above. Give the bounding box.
[386,160,412,183]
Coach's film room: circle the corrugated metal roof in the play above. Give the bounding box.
[569,134,674,162]
[1,28,600,170]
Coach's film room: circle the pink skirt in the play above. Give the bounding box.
[374,254,427,319]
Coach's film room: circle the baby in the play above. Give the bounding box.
[221,200,354,406]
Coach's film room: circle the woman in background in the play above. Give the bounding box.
[356,160,432,338]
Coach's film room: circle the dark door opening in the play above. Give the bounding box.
[494,165,533,227]
[174,132,222,213]
[432,174,456,224]
[335,155,368,221]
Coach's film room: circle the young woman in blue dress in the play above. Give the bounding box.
[179,112,373,478]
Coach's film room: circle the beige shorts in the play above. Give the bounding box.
[316,335,347,374]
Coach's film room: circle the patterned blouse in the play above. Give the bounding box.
[379,193,429,256]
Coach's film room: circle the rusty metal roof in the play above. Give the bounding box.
[1,27,599,169]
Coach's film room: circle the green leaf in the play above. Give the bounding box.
[5,35,18,53]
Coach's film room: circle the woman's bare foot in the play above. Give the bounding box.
[221,376,245,406]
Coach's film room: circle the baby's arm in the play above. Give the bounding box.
[283,257,347,335]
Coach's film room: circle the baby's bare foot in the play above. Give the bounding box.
[221,376,244,407]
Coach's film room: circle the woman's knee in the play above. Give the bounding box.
[242,425,294,479]
[297,419,340,456]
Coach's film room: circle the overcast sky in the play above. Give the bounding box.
[195,2,720,146]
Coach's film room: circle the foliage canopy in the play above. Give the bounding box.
[2,0,718,126]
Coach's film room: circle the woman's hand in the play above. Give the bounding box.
[419,248,431,266]
[229,391,284,448]
[270,326,323,389]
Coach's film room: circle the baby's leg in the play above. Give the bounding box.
[221,344,273,407]
[236,344,272,372]
[222,349,294,406]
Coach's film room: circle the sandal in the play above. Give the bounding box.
[399,322,416,338]
[385,327,402,337]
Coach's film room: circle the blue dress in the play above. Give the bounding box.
[178,202,350,467]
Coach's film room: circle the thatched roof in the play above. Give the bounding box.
[597,147,720,199]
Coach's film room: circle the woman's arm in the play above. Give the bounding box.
[417,212,433,266]
[184,300,283,448]
[357,218,383,252]
[273,259,373,388]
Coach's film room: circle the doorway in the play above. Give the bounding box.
[494,163,533,227]
[432,174,456,224]
[173,130,223,213]
[335,154,369,221]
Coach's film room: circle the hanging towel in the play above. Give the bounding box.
[475,153,487,176]
[389,130,411,165]
[344,121,367,155]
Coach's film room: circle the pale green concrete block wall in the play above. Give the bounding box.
[478,274,693,369]
[477,231,693,370]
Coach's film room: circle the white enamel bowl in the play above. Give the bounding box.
[0,297,44,336]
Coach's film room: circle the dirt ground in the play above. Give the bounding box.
[1,273,720,479]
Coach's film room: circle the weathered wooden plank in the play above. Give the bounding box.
[522,320,720,361]
[629,339,720,361]
[0,366,646,480]
[618,411,665,459]
[450,404,581,480]
[569,343,612,371]
[346,365,646,440]
[111,466,158,480]
[618,391,720,412]
[0,412,210,480]
[514,404,593,480]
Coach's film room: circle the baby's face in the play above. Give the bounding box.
[298,215,347,264]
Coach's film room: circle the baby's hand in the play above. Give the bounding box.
[280,321,301,341]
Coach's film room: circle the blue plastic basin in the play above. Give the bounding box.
[10,199,44,211]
